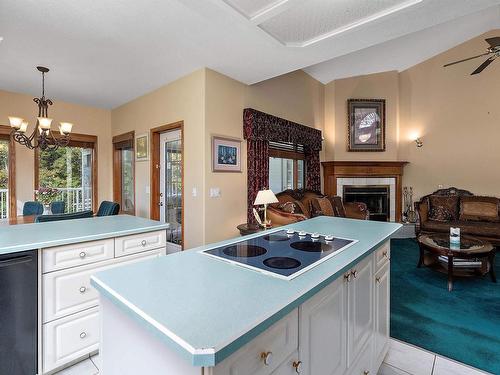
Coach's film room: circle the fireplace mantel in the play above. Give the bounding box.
[322,161,408,222]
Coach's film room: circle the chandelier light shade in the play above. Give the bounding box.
[8,66,72,151]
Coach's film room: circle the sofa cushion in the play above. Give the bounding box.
[428,195,459,222]
[422,220,500,238]
[311,197,335,217]
[459,196,500,222]
[329,196,347,217]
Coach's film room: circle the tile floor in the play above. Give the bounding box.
[55,339,491,375]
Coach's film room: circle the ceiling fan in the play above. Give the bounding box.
[443,37,500,75]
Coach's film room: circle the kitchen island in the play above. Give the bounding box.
[0,215,168,375]
[92,216,400,375]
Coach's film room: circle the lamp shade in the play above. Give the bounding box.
[254,189,278,206]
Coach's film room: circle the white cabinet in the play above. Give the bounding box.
[374,263,390,369]
[299,275,347,375]
[40,231,167,374]
[212,309,298,375]
[348,255,374,367]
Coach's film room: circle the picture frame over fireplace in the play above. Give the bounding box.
[347,99,386,152]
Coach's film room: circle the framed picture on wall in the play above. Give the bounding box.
[135,133,149,161]
[347,99,386,152]
[212,136,241,172]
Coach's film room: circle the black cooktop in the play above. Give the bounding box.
[202,230,356,280]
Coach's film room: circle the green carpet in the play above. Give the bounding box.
[390,239,500,374]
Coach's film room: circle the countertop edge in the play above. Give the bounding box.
[91,222,401,367]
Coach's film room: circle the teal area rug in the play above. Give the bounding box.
[390,239,500,374]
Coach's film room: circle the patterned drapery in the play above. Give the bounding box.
[243,108,323,222]
[246,139,269,223]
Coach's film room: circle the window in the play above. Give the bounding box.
[268,142,305,193]
[0,126,15,218]
[113,132,135,215]
[35,134,97,213]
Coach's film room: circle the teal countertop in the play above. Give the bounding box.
[0,215,169,255]
[91,217,401,367]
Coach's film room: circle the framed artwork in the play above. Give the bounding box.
[347,99,386,152]
[212,136,241,172]
[135,133,149,161]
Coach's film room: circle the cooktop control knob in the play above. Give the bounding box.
[286,229,295,235]
[311,232,320,239]
[298,231,307,237]
[325,235,334,241]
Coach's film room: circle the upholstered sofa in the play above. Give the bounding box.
[415,187,500,246]
[266,189,369,226]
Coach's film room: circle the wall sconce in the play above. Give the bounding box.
[414,138,423,148]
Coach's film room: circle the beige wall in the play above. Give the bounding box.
[324,71,400,161]
[111,69,206,248]
[399,29,500,199]
[0,89,112,214]
[323,29,500,201]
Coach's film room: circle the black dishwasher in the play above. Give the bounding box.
[0,250,38,375]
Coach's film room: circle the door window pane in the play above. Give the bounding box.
[38,146,93,213]
[297,159,304,189]
[165,139,182,246]
[120,148,135,214]
[0,140,8,218]
[269,157,295,193]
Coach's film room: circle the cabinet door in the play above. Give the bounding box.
[348,255,374,367]
[374,263,390,367]
[299,275,348,375]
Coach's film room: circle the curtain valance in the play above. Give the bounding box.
[243,108,322,151]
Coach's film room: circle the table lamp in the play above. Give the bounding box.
[254,189,278,228]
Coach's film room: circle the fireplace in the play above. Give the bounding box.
[343,185,390,222]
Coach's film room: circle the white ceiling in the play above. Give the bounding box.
[0,0,499,109]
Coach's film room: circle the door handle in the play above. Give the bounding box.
[158,202,163,206]
[0,255,33,268]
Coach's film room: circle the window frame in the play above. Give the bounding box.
[269,146,306,191]
[0,125,16,218]
[112,131,135,215]
[34,133,98,213]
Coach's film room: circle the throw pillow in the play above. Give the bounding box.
[278,202,296,214]
[312,197,335,217]
[428,195,459,222]
[293,200,305,215]
[460,196,500,222]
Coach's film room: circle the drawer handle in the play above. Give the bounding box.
[382,250,388,258]
[376,277,381,284]
[141,240,147,247]
[351,269,358,279]
[260,351,272,366]
[79,286,87,294]
[80,332,87,339]
[364,371,370,375]
[344,273,351,283]
[292,360,302,373]
[79,251,86,259]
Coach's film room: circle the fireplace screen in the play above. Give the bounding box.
[343,185,390,221]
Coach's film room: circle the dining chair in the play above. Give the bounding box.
[96,201,120,216]
[23,201,43,216]
[35,211,94,223]
[50,201,65,214]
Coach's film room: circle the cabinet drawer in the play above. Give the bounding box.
[115,230,166,257]
[42,239,114,273]
[270,351,300,375]
[374,241,390,272]
[43,249,162,323]
[43,307,99,374]
[214,309,298,375]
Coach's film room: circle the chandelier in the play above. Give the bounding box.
[8,66,73,151]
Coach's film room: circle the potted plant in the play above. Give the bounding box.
[35,187,59,214]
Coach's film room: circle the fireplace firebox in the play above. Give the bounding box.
[343,185,390,222]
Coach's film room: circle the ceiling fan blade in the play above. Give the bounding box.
[443,52,491,67]
[485,37,500,48]
[471,56,496,75]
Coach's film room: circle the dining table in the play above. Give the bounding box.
[0,215,36,226]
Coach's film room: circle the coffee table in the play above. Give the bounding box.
[417,233,496,291]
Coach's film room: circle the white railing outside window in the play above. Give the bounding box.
[0,188,8,219]
[53,187,93,213]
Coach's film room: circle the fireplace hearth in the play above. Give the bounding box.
[343,185,390,221]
